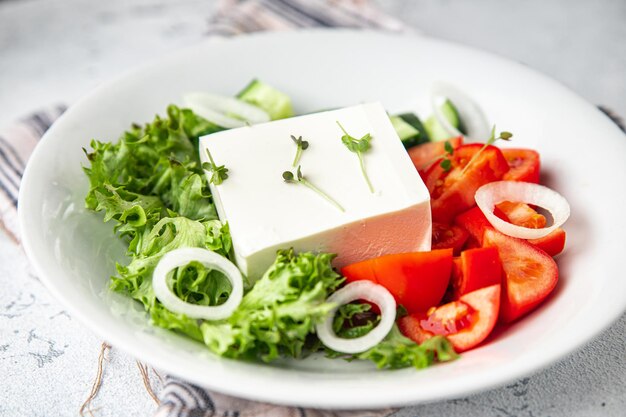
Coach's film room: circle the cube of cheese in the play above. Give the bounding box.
[199,103,431,280]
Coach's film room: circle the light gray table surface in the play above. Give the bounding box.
[0,1,624,416]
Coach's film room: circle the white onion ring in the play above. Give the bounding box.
[316,281,396,354]
[152,247,243,320]
[184,92,270,128]
[430,82,491,142]
[475,181,570,240]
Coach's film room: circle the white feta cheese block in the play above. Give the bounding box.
[199,102,431,280]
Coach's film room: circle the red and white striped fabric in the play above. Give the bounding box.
[0,105,66,242]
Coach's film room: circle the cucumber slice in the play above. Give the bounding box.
[390,115,420,149]
[425,99,465,141]
[236,79,294,120]
[397,113,430,145]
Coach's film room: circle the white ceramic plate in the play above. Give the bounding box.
[18,30,626,409]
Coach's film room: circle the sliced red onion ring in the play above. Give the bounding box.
[184,92,270,129]
[316,281,396,354]
[475,181,570,240]
[431,82,491,142]
[152,247,243,320]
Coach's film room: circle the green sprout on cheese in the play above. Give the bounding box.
[282,165,344,212]
[290,135,309,167]
[336,121,374,193]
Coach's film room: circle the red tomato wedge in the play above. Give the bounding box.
[449,247,502,300]
[501,148,540,183]
[454,206,493,245]
[495,201,546,229]
[528,228,567,257]
[483,229,558,323]
[399,285,501,352]
[432,222,469,255]
[408,136,463,172]
[451,257,463,286]
[340,258,377,284]
[494,202,566,256]
[425,144,510,223]
[455,205,566,257]
[341,249,453,314]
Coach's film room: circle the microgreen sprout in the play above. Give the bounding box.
[336,121,374,193]
[202,148,229,185]
[419,139,456,172]
[460,126,513,175]
[282,165,344,212]
[439,158,452,172]
[439,140,455,172]
[290,135,309,167]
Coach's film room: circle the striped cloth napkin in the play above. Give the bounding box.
[0,105,66,242]
[1,1,405,416]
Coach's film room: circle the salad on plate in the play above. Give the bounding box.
[82,79,570,370]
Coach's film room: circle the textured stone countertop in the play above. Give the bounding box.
[1,1,625,416]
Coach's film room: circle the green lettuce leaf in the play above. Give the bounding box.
[83,105,221,228]
[200,249,343,362]
[110,217,233,342]
[355,325,458,369]
[82,104,232,344]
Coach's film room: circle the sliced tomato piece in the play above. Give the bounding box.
[408,136,463,172]
[399,285,501,352]
[432,222,469,255]
[422,159,444,194]
[494,202,566,256]
[501,148,540,183]
[528,228,566,256]
[426,144,510,223]
[340,259,377,284]
[341,249,453,314]
[448,247,502,300]
[483,229,558,323]
[461,236,482,251]
[444,256,465,302]
[451,256,463,287]
[495,201,546,229]
[454,206,494,245]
